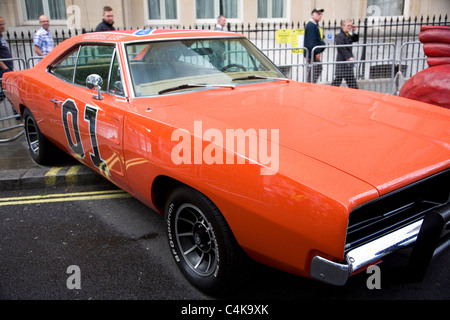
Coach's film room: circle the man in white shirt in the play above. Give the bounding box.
[214,15,227,31]
[33,15,54,57]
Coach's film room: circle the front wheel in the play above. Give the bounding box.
[165,186,243,294]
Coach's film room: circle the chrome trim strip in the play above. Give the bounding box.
[310,256,351,286]
[310,196,449,286]
[310,219,423,286]
[346,219,422,272]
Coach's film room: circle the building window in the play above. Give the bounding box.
[258,0,286,19]
[196,0,240,19]
[367,0,405,17]
[147,0,178,20]
[22,0,67,21]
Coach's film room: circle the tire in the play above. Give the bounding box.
[23,108,55,165]
[165,186,244,294]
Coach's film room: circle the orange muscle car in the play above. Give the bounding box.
[3,29,450,294]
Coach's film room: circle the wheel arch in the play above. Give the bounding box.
[151,175,187,214]
[19,104,27,117]
[151,174,242,244]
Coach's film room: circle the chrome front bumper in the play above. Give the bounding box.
[310,204,450,286]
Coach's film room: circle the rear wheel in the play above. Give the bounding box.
[165,186,244,294]
[23,108,55,165]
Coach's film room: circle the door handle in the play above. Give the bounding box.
[50,98,63,108]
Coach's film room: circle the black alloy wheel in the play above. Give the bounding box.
[165,186,244,294]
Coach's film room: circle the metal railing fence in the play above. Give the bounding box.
[261,41,425,94]
[399,41,427,78]
[261,47,310,83]
[0,58,26,143]
[311,43,398,92]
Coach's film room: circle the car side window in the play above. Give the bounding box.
[74,45,115,88]
[50,48,79,82]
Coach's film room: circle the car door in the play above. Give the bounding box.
[49,44,130,190]
[22,48,78,143]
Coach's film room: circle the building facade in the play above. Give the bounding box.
[1,0,449,33]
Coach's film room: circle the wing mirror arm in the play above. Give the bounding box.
[86,74,103,100]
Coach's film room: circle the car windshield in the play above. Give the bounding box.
[125,37,285,96]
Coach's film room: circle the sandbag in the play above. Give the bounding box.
[399,65,450,108]
[423,43,450,57]
[419,26,450,44]
[399,25,450,108]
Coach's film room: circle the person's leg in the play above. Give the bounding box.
[343,65,359,89]
[331,65,344,87]
[313,63,322,83]
[306,57,313,83]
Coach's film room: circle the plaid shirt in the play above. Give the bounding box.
[33,27,54,56]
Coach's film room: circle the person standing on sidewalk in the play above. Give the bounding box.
[331,19,359,89]
[214,15,227,31]
[0,16,13,102]
[304,8,325,83]
[95,6,116,32]
[33,15,54,58]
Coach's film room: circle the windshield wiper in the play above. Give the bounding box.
[158,84,235,95]
[232,75,290,82]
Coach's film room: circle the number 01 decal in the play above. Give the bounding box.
[62,99,110,176]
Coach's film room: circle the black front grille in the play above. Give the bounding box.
[345,169,450,252]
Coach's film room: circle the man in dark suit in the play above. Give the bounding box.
[304,8,325,83]
[331,19,359,89]
[95,6,116,32]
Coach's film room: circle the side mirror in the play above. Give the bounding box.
[86,74,103,100]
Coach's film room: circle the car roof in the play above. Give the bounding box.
[76,29,245,44]
[36,29,246,70]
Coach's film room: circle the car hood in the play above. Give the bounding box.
[138,81,450,196]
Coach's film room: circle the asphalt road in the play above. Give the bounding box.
[0,185,448,304]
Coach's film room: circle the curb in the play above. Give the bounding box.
[0,165,114,191]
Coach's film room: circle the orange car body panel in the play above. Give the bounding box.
[3,30,450,278]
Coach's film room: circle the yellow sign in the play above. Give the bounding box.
[275,29,292,44]
[275,28,324,54]
[275,29,295,43]
[275,29,305,54]
[291,29,304,54]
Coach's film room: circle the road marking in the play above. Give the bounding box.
[44,167,63,187]
[0,190,132,206]
[65,165,82,185]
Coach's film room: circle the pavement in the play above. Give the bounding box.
[0,125,113,191]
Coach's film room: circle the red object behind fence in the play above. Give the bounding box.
[399,26,450,108]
